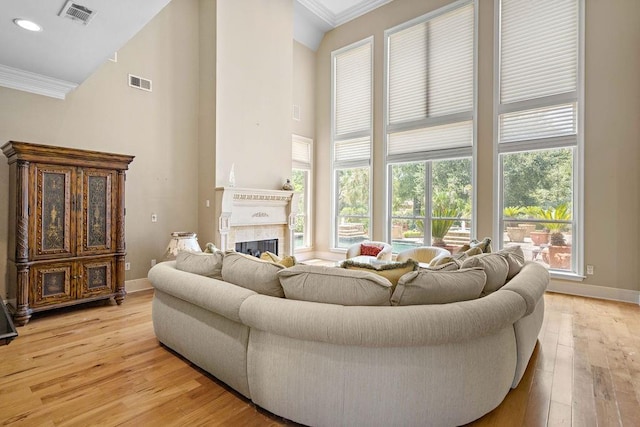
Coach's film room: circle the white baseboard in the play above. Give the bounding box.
[548,279,640,305]
[126,278,153,293]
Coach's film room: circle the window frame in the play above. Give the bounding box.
[331,37,374,251]
[383,0,478,248]
[292,134,313,252]
[493,0,585,279]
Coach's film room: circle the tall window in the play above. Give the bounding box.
[385,1,475,252]
[496,0,583,275]
[292,135,312,250]
[332,38,373,249]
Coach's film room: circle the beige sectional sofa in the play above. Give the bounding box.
[148,252,549,427]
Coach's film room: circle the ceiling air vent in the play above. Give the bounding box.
[59,1,96,25]
[128,74,152,92]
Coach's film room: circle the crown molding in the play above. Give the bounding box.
[334,0,393,26]
[297,0,392,28]
[0,64,77,100]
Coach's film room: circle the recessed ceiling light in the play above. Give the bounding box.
[13,18,42,32]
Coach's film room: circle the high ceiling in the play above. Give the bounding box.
[0,0,390,99]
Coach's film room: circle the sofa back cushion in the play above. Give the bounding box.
[497,245,526,280]
[175,249,224,279]
[278,265,393,306]
[222,251,284,297]
[461,253,510,294]
[391,268,486,305]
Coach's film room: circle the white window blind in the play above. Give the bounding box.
[292,135,312,169]
[500,0,579,104]
[333,39,372,166]
[386,2,474,158]
[388,121,473,156]
[500,103,577,143]
[388,3,474,126]
[334,42,372,137]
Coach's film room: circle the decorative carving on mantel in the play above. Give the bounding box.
[252,212,269,218]
[234,193,291,202]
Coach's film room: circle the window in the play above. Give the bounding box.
[385,1,475,252]
[292,135,312,250]
[332,38,373,249]
[496,0,583,275]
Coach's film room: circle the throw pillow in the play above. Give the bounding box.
[498,245,526,280]
[203,242,219,253]
[461,253,509,294]
[458,237,492,254]
[278,265,393,306]
[175,249,224,280]
[260,251,297,268]
[360,243,383,257]
[340,258,418,286]
[221,251,284,297]
[422,261,460,271]
[391,268,486,305]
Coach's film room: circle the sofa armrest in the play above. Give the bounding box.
[501,262,549,315]
[148,261,256,323]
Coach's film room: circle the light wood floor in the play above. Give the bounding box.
[1,290,638,426]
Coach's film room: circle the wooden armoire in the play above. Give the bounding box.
[2,141,134,326]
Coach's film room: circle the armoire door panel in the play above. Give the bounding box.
[78,169,116,256]
[78,258,115,299]
[30,262,75,308]
[33,165,75,260]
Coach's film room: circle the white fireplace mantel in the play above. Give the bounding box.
[214,187,299,256]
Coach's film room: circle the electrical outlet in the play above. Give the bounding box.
[151,213,157,223]
[125,262,131,271]
[151,259,156,267]
[586,264,594,275]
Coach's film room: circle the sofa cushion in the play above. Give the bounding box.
[278,264,393,306]
[175,249,224,279]
[340,258,418,286]
[461,253,510,294]
[431,247,481,267]
[498,245,526,280]
[260,251,297,268]
[222,251,284,297]
[391,268,486,305]
[422,261,460,271]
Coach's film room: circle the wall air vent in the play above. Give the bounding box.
[59,1,96,25]
[128,74,152,92]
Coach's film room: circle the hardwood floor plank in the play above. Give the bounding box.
[1,290,639,426]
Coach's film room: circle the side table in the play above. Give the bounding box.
[1,299,18,345]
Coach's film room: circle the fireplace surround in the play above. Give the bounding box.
[214,187,298,257]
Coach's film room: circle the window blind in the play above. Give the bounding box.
[335,136,371,163]
[388,3,474,126]
[292,135,312,169]
[386,2,474,157]
[334,42,372,137]
[388,121,472,156]
[500,0,579,104]
[500,103,577,143]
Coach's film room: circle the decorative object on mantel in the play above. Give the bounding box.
[228,163,236,187]
[282,179,293,191]
[163,232,202,261]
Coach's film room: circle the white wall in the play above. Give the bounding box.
[215,0,293,190]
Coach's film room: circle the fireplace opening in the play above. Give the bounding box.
[235,239,278,258]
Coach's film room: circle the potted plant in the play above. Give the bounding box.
[541,203,572,269]
[430,191,460,247]
[504,206,525,242]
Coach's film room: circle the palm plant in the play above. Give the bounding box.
[540,203,571,246]
[431,191,460,245]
